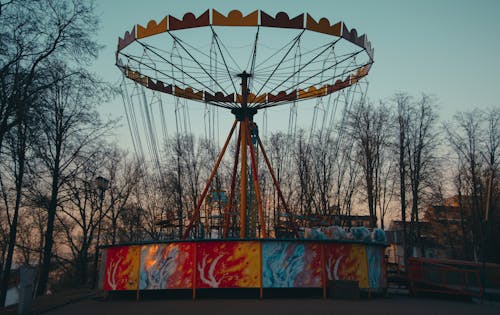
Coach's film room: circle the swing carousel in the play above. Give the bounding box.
[99,9,386,298]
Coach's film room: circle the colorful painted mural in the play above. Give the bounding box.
[140,243,194,289]
[324,243,369,288]
[196,241,260,288]
[103,245,140,290]
[100,241,386,293]
[262,242,322,288]
[366,245,387,289]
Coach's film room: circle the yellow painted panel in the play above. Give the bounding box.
[236,92,267,103]
[137,17,168,39]
[126,69,148,86]
[299,85,326,99]
[175,86,203,100]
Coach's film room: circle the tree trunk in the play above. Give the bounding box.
[366,174,377,228]
[36,147,61,296]
[0,123,27,306]
[470,160,481,260]
[80,245,89,285]
[399,129,408,267]
[111,216,117,245]
[457,177,469,259]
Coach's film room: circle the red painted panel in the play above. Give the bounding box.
[103,246,140,291]
[196,241,260,288]
[324,243,369,288]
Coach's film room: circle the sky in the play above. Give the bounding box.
[92,0,500,150]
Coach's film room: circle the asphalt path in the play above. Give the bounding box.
[43,295,499,315]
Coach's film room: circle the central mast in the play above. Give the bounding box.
[236,71,252,238]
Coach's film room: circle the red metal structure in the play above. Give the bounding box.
[408,257,500,298]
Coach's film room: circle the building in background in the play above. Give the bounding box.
[386,196,473,267]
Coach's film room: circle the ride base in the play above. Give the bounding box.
[98,238,387,299]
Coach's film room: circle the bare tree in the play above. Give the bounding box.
[446,107,499,261]
[0,0,101,302]
[484,108,499,171]
[483,108,499,262]
[453,161,472,259]
[0,0,99,154]
[393,92,411,265]
[101,149,141,245]
[311,131,335,217]
[406,94,440,257]
[294,130,315,218]
[12,207,46,266]
[267,132,294,233]
[445,109,484,259]
[346,100,392,228]
[0,88,32,304]
[34,64,113,295]
[377,154,396,230]
[55,148,119,286]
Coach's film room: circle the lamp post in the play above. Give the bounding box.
[92,175,109,289]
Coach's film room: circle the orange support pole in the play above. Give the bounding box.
[239,118,248,238]
[223,126,241,238]
[183,120,238,239]
[247,124,267,238]
[257,137,299,237]
[236,71,252,239]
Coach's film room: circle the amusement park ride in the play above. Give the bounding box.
[116,9,374,240]
[100,10,385,298]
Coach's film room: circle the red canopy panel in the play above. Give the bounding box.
[327,77,351,94]
[169,10,210,31]
[342,24,366,48]
[118,26,136,51]
[205,91,235,102]
[148,79,173,94]
[260,11,304,29]
[341,23,374,60]
[268,90,297,102]
[305,14,341,36]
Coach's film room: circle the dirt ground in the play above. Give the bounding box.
[42,295,499,315]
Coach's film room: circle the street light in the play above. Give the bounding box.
[92,175,109,289]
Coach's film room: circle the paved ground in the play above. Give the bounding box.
[2,290,499,315]
[0,289,94,315]
[40,294,499,315]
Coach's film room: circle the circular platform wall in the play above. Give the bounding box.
[98,239,386,297]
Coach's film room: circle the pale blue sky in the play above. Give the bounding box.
[93,0,500,149]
